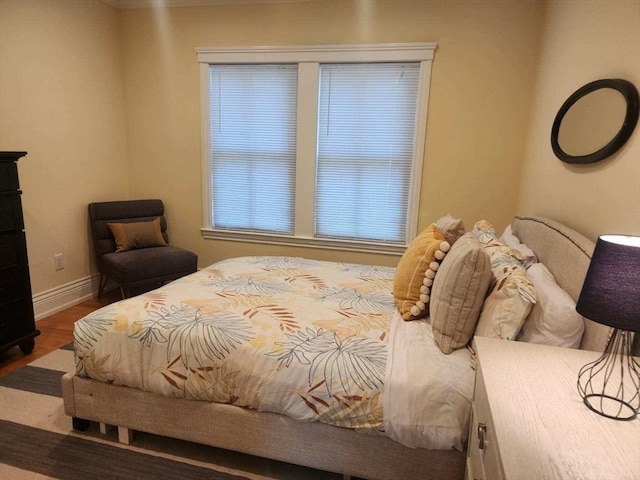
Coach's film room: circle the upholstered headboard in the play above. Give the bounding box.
[512,216,612,352]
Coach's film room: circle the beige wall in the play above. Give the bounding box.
[121,0,544,268]
[2,0,637,302]
[0,0,130,293]
[517,0,640,240]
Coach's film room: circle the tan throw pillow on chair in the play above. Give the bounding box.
[107,217,167,253]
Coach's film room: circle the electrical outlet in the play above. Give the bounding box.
[54,253,64,271]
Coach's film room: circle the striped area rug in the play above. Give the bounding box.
[0,345,343,480]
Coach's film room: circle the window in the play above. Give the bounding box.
[316,63,420,244]
[197,43,435,254]
[209,65,297,234]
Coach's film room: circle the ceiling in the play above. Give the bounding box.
[102,0,321,8]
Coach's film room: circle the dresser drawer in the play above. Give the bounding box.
[0,265,32,306]
[0,299,36,345]
[0,193,24,234]
[0,230,28,269]
[0,160,19,192]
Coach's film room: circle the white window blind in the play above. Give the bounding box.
[316,63,420,244]
[209,64,298,234]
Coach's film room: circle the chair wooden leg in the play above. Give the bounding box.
[97,275,108,298]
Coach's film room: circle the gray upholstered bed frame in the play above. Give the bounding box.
[61,216,612,480]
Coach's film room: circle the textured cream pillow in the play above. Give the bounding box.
[474,255,536,340]
[471,220,537,341]
[107,217,167,253]
[429,233,492,354]
[434,214,466,246]
[393,224,450,320]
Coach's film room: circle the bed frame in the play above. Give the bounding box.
[61,216,612,480]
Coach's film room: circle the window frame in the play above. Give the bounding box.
[197,43,436,255]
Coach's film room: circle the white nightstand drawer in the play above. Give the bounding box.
[466,363,504,480]
[465,404,483,480]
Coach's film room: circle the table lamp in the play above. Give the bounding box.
[576,234,640,421]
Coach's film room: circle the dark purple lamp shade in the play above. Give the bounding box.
[576,235,640,332]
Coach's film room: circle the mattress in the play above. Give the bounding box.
[74,256,473,449]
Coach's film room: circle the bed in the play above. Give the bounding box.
[62,216,612,480]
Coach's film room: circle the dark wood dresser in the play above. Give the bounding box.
[0,151,39,355]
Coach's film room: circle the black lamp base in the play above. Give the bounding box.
[582,393,638,421]
[577,329,640,421]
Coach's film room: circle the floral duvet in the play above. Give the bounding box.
[74,256,396,432]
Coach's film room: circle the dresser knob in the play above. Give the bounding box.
[477,422,487,450]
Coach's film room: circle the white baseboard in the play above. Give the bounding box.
[33,274,101,321]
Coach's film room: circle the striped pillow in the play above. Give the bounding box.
[430,233,492,353]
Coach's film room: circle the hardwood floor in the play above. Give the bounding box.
[0,290,120,376]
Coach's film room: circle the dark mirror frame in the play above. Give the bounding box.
[551,79,639,164]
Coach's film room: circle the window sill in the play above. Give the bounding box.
[200,228,405,256]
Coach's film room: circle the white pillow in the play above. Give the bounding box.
[518,263,584,348]
[500,225,537,269]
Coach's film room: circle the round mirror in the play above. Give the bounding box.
[551,79,639,164]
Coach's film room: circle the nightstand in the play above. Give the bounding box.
[466,337,640,480]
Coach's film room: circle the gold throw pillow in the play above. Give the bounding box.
[107,217,167,253]
[393,223,449,321]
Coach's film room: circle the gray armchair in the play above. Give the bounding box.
[89,199,198,298]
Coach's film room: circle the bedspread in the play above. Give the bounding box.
[75,256,396,432]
